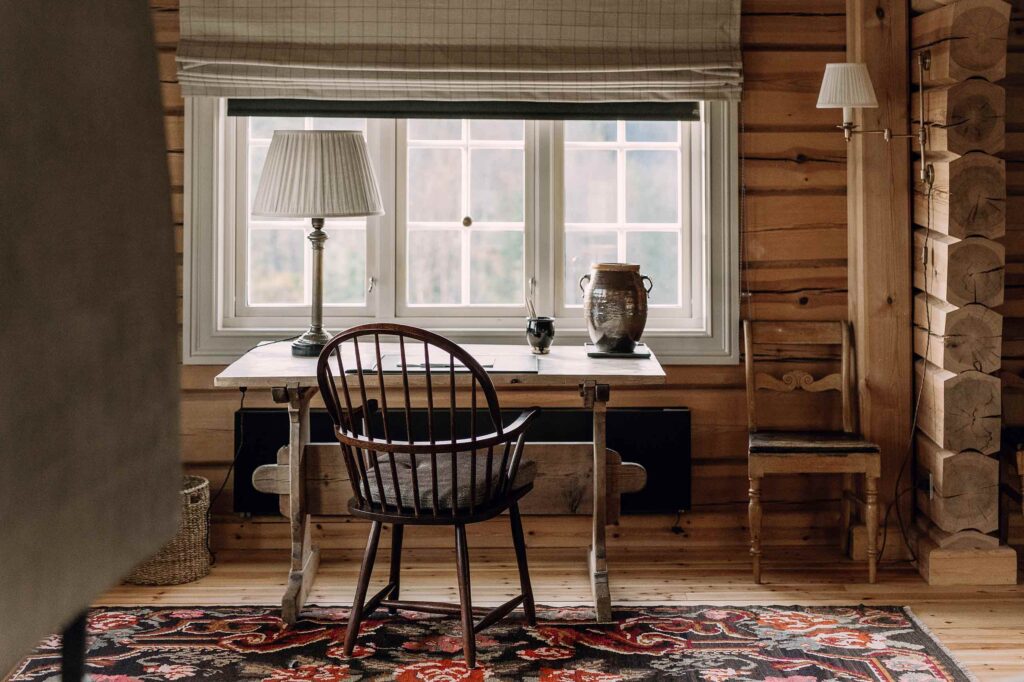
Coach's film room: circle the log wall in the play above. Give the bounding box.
[910,0,1018,584]
[154,0,856,550]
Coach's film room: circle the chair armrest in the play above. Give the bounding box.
[334,407,541,454]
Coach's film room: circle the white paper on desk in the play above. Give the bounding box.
[352,355,538,374]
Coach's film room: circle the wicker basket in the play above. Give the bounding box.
[125,476,211,585]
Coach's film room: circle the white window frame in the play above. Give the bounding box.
[395,119,536,321]
[183,98,739,364]
[553,119,702,323]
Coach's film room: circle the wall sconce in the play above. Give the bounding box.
[816,55,933,183]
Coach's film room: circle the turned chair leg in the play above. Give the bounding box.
[344,520,382,656]
[839,473,853,555]
[865,475,878,584]
[388,524,404,611]
[454,525,477,668]
[509,503,537,625]
[749,475,763,584]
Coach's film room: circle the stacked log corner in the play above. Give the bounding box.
[911,0,1018,585]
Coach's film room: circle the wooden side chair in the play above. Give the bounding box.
[743,320,881,583]
[316,324,539,668]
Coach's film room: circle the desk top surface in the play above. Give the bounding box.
[215,340,666,389]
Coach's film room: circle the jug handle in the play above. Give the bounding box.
[642,275,654,293]
[578,274,591,298]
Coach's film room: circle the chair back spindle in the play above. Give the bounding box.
[316,324,536,521]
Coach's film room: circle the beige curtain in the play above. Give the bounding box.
[177,0,742,103]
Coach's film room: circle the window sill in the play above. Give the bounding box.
[184,323,738,366]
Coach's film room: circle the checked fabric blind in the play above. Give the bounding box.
[176,0,742,108]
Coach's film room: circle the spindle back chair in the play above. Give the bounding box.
[743,320,881,584]
[317,323,539,667]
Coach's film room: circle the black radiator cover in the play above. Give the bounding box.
[233,407,690,515]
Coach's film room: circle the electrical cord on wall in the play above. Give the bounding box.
[204,333,298,564]
[878,172,936,565]
[206,386,246,565]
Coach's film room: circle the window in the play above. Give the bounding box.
[184,99,738,364]
[398,119,532,314]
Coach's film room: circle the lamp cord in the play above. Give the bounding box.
[204,334,298,565]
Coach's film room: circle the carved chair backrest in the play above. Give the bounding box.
[742,320,855,434]
[316,323,530,519]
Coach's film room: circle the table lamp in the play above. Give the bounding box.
[253,130,384,357]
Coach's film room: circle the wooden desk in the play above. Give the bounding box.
[215,342,666,622]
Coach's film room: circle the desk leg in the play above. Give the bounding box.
[275,385,320,626]
[582,381,612,622]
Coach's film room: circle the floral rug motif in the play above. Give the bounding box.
[8,605,975,681]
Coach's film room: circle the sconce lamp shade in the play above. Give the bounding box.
[252,130,384,219]
[816,63,879,109]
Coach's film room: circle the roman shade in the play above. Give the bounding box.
[176,0,742,106]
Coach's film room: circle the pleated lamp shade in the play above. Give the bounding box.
[252,130,384,219]
[816,63,879,110]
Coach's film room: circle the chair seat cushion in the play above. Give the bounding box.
[749,431,880,454]
[363,457,536,511]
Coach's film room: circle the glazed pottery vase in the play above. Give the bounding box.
[579,263,653,353]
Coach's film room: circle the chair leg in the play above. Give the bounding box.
[839,473,853,555]
[388,524,404,610]
[344,520,382,656]
[509,503,537,626]
[865,475,878,584]
[61,611,87,682]
[454,524,476,668]
[749,476,763,584]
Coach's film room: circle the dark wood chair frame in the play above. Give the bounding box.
[743,320,882,584]
[316,323,540,668]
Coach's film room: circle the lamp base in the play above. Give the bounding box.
[291,327,332,357]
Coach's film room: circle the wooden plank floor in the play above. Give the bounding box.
[100,546,1024,680]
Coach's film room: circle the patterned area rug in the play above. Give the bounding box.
[9,605,975,681]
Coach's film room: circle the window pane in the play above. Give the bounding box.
[470,231,523,305]
[563,230,617,303]
[626,231,679,305]
[408,148,462,221]
[626,150,678,223]
[470,120,523,141]
[470,149,523,222]
[407,230,461,304]
[409,119,462,141]
[625,121,678,142]
[565,150,617,223]
[250,117,303,140]
[323,222,367,305]
[311,117,367,132]
[565,121,616,142]
[249,228,305,304]
[249,143,269,209]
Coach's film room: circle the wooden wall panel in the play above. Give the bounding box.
[157,0,852,547]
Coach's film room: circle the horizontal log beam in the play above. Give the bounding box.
[913,80,1005,158]
[913,293,1002,373]
[913,230,1005,308]
[914,153,1006,239]
[915,359,1001,454]
[912,0,1010,86]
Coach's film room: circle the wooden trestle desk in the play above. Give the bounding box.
[215,341,666,623]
